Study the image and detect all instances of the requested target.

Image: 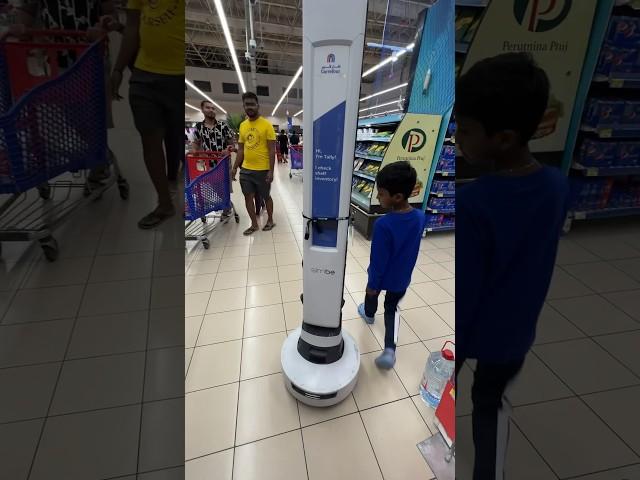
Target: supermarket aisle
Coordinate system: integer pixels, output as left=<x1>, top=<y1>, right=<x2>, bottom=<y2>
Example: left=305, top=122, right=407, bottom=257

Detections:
left=184, top=164, right=456, bottom=480
left=456, top=219, right=640, bottom=480
left=0, top=64, right=184, bottom=478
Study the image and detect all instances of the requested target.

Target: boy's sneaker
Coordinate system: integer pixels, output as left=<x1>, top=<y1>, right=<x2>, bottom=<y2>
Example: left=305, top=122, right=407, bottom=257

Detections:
left=357, top=304, right=375, bottom=324
left=375, top=348, right=396, bottom=369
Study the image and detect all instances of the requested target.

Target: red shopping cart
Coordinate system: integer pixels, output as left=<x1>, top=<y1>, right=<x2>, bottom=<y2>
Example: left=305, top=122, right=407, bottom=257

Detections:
left=0, top=30, right=128, bottom=261
left=185, top=151, right=239, bottom=249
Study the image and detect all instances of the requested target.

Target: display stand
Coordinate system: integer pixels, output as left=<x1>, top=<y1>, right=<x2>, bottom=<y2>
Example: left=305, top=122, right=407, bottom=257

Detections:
left=349, top=0, right=454, bottom=239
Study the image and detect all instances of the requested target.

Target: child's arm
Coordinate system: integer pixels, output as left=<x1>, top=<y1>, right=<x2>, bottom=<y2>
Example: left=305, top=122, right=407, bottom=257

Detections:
left=367, top=222, right=392, bottom=293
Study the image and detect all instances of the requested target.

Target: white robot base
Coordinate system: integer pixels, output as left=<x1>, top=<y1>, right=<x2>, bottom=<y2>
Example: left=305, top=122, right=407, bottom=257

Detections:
left=281, top=326, right=361, bottom=407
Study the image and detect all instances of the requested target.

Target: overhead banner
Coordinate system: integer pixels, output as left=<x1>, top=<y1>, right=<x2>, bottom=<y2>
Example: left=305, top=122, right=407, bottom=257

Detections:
left=372, top=113, right=442, bottom=206
left=461, top=0, right=598, bottom=152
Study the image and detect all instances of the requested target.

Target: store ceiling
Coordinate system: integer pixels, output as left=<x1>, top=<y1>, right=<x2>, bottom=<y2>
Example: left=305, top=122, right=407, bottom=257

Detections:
left=186, top=0, right=430, bottom=78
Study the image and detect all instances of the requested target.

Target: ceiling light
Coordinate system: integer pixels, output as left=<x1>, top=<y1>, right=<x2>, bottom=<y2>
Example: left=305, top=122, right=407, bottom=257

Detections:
left=185, top=102, right=200, bottom=112
left=358, top=99, right=399, bottom=113
left=359, top=83, right=408, bottom=102
left=185, top=79, right=227, bottom=114
left=362, top=41, right=416, bottom=78
left=272, top=65, right=303, bottom=116
left=293, top=109, right=303, bottom=117
left=213, top=0, right=247, bottom=93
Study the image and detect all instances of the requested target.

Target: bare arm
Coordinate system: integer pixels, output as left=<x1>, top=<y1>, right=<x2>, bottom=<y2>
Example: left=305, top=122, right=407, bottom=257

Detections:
left=232, top=143, right=244, bottom=179
left=113, top=8, right=139, bottom=72
left=268, top=140, right=276, bottom=171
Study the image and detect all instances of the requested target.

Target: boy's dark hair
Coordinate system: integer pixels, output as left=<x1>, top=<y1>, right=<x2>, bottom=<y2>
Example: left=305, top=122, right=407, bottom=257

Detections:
left=376, top=161, right=417, bottom=200
left=200, top=100, right=213, bottom=109
left=280, top=129, right=285, bottom=134
left=455, top=52, right=550, bottom=144
left=242, top=92, right=259, bottom=103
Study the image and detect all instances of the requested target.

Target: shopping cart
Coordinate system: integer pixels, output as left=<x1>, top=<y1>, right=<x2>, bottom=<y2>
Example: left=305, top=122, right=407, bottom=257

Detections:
left=289, top=145, right=303, bottom=179
left=0, top=30, right=129, bottom=261
left=185, top=151, right=239, bottom=250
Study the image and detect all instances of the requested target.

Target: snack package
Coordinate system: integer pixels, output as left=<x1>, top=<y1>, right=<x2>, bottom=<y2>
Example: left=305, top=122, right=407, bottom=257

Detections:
left=583, top=99, right=625, bottom=128
left=618, top=142, right=640, bottom=166
left=579, top=139, right=618, bottom=166
left=622, top=100, right=640, bottom=126
left=595, top=44, right=617, bottom=77
left=608, top=16, right=640, bottom=47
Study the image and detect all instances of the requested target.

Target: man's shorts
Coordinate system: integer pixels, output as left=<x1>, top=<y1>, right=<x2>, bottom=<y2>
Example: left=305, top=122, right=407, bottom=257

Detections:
left=128, top=68, right=183, bottom=134
left=239, top=168, right=271, bottom=199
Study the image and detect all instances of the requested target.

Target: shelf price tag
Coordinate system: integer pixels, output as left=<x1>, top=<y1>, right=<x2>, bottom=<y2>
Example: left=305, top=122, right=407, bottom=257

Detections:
left=599, top=129, right=613, bottom=138
left=575, top=211, right=587, bottom=220
left=586, top=168, right=597, bottom=176
left=610, top=78, right=624, bottom=88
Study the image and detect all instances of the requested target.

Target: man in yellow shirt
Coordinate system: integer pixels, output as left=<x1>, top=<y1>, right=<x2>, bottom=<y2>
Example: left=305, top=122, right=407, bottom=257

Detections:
left=111, top=0, right=184, bottom=229
left=232, top=92, right=276, bottom=235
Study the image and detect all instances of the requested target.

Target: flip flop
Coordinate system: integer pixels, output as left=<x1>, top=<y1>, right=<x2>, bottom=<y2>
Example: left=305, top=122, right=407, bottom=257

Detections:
left=243, top=226, right=259, bottom=236
left=262, top=223, right=276, bottom=231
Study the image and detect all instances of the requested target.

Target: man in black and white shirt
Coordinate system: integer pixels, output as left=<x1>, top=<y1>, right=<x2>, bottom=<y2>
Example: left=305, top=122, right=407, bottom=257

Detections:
left=192, top=100, right=232, bottom=153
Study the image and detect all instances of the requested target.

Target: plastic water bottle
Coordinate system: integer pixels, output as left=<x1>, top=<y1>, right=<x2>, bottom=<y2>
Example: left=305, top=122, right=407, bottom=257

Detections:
left=419, top=341, right=455, bottom=408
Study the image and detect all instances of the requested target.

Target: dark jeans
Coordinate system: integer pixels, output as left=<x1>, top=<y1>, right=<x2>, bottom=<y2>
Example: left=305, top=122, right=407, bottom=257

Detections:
left=456, top=357, right=525, bottom=480
left=364, top=290, right=405, bottom=350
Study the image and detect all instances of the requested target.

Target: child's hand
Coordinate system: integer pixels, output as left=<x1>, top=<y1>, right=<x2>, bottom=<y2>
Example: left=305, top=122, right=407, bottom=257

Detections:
left=366, top=287, right=379, bottom=296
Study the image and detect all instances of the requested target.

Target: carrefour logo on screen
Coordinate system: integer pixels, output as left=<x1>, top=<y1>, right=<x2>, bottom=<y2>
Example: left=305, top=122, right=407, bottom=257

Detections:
left=514, top=0, right=572, bottom=32
left=402, top=129, right=427, bottom=153
left=321, top=53, right=341, bottom=74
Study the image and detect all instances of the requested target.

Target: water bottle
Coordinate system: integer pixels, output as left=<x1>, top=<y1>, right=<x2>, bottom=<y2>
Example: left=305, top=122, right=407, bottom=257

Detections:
left=419, top=341, right=455, bottom=408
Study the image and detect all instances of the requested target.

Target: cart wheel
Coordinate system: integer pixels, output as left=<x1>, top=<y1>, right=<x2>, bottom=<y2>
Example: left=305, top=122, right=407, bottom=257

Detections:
left=38, top=184, right=51, bottom=200
left=118, top=178, right=130, bottom=200
left=40, top=236, right=59, bottom=262
left=202, top=239, right=210, bottom=249
left=234, top=214, right=240, bottom=223
left=201, top=217, right=207, bottom=223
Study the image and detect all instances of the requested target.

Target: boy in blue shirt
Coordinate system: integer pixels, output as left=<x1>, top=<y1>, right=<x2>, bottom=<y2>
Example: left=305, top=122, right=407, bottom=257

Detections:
left=456, top=53, right=569, bottom=480
left=358, top=161, right=426, bottom=369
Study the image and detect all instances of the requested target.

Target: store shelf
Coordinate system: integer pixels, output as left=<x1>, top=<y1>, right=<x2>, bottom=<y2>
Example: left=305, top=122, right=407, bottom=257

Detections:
left=430, top=191, right=456, bottom=198
left=356, top=153, right=384, bottom=162
left=350, top=191, right=372, bottom=210
left=353, top=170, right=377, bottom=181
left=593, top=74, right=640, bottom=89
left=358, top=113, right=403, bottom=127
left=426, top=207, right=455, bottom=214
left=570, top=206, right=640, bottom=220
left=455, top=42, right=470, bottom=54
left=435, top=170, right=455, bottom=177
left=425, top=225, right=455, bottom=233
left=356, top=136, right=393, bottom=143
left=580, top=125, right=640, bottom=139
left=456, top=0, right=487, bottom=6
left=572, top=163, right=640, bottom=176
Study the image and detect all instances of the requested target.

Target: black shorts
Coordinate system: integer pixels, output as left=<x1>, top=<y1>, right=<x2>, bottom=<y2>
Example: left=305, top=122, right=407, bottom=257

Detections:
left=128, top=68, right=183, bottom=134
left=239, top=169, right=271, bottom=199
left=280, top=145, right=289, bottom=155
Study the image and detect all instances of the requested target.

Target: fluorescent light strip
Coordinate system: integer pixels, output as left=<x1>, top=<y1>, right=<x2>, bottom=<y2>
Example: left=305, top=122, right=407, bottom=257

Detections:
left=213, top=0, right=247, bottom=93
left=185, top=102, right=200, bottom=112
left=358, top=99, right=399, bottom=113
left=358, top=108, right=402, bottom=120
left=362, top=42, right=415, bottom=78
left=271, top=65, right=303, bottom=116
left=293, top=109, right=303, bottom=117
left=360, top=83, right=408, bottom=102
left=185, top=79, right=227, bottom=114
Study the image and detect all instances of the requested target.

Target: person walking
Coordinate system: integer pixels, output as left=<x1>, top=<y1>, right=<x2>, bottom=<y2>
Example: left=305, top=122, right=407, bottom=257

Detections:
left=231, top=92, right=276, bottom=235
left=277, top=129, right=289, bottom=163
left=111, top=0, right=184, bottom=229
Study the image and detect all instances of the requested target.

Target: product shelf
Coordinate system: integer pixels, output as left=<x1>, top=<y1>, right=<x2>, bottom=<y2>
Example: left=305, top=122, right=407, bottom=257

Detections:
left=350, top=191, right=371, bottom=210
left=572, top=162, right=640, bottom=176
left=426, top=207, right=455, bottom=214
left=569, top=206, right=640, bottom=220
left=580, top=125, right=640, bottom=139
left=593, top=74, right=640, bottom=89
left=430, top=191, right=455, bottom=198
left=353, top=170, right=377, bottom=182
left=355, top=153, right=385, bottom=162
left=435, top=170, right=455, bottom=177
left=356, top=136, right=393, bottom=143
left=425, top=225, right=455, bottom=233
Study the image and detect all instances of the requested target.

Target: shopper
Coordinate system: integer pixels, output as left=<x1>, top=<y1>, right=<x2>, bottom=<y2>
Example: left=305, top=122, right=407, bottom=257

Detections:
left=357, top=161, right=425, bottom=369
left=277, top=129, right=289, bottom=163
left=192, top=100, right=234, bottom=217
left=111, top=0, right=184, bottom=229
left=231, top=92, right=276, bottom=235
left=455, top=52, right=569, bottom=480
left=289, top=131, right=300, bottom=146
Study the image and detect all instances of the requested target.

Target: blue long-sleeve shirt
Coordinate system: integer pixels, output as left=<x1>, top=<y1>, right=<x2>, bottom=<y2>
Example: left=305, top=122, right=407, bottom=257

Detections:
left=367, top=208, right=426, bottom=292
left=456, top=166, right=569, bottom=362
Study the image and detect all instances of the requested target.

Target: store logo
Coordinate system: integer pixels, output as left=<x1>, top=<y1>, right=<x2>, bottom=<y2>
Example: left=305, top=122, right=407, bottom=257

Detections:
left=514, top=0, right=572, bottom=32
left=402, top=129, right=427, bottom=153
left=321, top=53, right=341, bottom=75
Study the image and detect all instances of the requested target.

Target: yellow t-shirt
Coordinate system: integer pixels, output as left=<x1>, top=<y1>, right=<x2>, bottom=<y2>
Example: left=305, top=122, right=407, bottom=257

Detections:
left=127, top=0, right=184, bottom=75
left=239, top=117, right=276, bottom=171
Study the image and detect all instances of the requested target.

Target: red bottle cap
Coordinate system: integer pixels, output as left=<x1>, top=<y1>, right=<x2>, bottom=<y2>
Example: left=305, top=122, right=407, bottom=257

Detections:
left=442, top=349, right=454, bottom=361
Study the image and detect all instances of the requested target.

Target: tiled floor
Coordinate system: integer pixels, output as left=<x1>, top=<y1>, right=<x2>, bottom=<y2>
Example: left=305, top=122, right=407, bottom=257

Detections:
left=0, top=59, right=185, bottom=478
left=456, top=218, right=640, bottom=480
left=184, top=165, right=456, bottom=480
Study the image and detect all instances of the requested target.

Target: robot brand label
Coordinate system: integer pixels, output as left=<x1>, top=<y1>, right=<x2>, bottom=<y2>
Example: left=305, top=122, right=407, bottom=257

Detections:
left=310, top=267, right=336, bottom=276
left=402, top=129, right=427, bottom=153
